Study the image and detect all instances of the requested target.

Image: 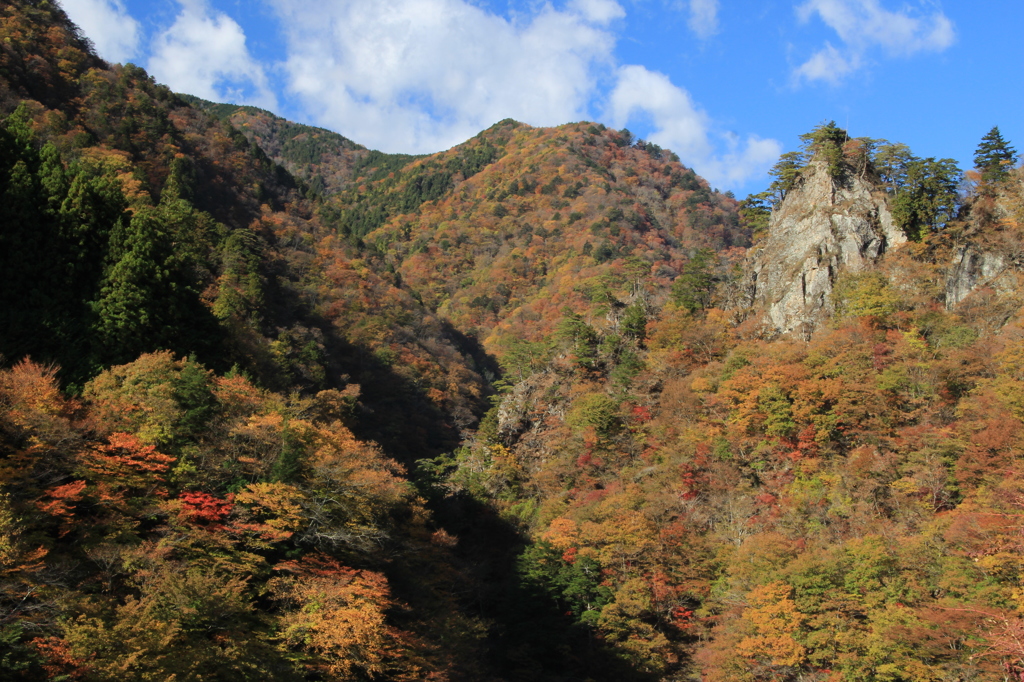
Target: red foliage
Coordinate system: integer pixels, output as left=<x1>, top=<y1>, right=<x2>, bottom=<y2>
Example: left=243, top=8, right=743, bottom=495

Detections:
left=178, top=491, right=234, bottom=526
left=630, top=404, right=653, bottom=424
left=37, top=480, right=86, bottom=519
left=31, top=637, right=87, bottom=680
left=37, top=480, right=86, bottom=536
left=671, top=607, right=695, bottom=629
left=88, top=432, right=176, bottom=477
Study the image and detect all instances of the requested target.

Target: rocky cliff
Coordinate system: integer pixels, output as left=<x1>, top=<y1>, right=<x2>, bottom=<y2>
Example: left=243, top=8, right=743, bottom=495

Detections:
left=737, top=154, right=905, bottom=336
left=944, top=170, right=1024, bottom=308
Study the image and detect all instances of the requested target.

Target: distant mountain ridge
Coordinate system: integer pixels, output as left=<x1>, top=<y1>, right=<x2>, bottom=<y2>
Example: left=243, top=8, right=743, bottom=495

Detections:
left=187, top=94, right=745, bottom=360
left=182, top=95, right=426, bottom=198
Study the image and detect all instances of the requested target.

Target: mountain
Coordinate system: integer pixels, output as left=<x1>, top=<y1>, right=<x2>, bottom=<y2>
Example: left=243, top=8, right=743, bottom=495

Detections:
left=201, top=107, right=745, bottom=355
left=4, top=2, right=1024, bottom=680
left=0, top=1, right=492, bottom=462
left=347, top=120, right=744, bottom=350
left=0, top=6, right=496, bottom=678
left=182, top=95, right=424, bottom=199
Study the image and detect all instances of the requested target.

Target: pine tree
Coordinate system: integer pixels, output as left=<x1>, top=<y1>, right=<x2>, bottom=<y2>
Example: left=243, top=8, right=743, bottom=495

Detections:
left=973, top=126, right=1017, bottom=184
left=671, top=249, right=718, bottom=313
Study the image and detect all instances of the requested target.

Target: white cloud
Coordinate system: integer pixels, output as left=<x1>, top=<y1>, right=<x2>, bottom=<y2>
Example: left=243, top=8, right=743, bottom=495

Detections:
left=687, top=0, right=719, bottom=39
left=794, top=42, right=858, bottom=84
left=267, top=0, right=620, bottom=154
left=568, top=0, right=626, bottom=24
left=266, top=0, right=776, bottom=187
left=147, top=0, right=276, bottom=110
left=607, top=65, right=782, bottom=187
left=59, top=0, right=141, bottom=64
left=794, top=0, right=955, bottom=84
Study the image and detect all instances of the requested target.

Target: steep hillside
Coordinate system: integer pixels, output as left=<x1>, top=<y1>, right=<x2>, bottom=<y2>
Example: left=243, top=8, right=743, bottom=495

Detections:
left=328, top=120, right=744, bottom=353
left=6, top=2, right=1024, bottom=680
left=183, top=96, right=424, bottom=198
left=0, top=0, right=491, bottom=461
left=943, top=168, right=1024, bottom=310
left=0, top=4, right=502, bottom=679
left=737, top=149, right=904, bottom=337
left=422, top=137, right=1024, bottom=678
left=183, top=100, right=748, bottom=366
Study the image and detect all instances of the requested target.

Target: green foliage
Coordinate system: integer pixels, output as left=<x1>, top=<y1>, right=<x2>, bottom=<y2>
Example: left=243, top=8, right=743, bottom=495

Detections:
left=331, top=137, right=503, bottom=240
left=873, top=141, right=915, bottom=190
left=0, top=623, right=41, bottom=679
left=739, top=192, right=771, bottom=236
left=832, top=272, right=901, bottom=321
left=889, top=157, right=961, bottom=240
left=93, top=201, right=221, bottom=365
left=566, top=393, right=620, bottom=436
left=609, top=346, right=644, bottom=387
left=799, top=120, right=847, bottom=178
left=353, top=149, right=423, bottom=182
left=557, top=311, right=600, bottom=369
left=671, top=248, right=718, bottom=313
left=518, top=541, right=614, bottom=627
left=214, top=230, right=266, bottom=323
left=621, top=302, right=647, bottom=343
left=172, top=358, right=219, bottom=441
left=497, top=337, right=552, bottom=383
left=758, top=384, right=796, bottom=438
left=973, top=125, right=1018, bottom=184
left=271, top=423, right=305, bottom=483
left=766, top=151, right=808, bottom=206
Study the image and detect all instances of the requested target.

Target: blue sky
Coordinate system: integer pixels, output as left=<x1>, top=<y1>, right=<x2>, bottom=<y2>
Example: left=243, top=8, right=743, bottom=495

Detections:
left=59, top=0, right=1022, bottom=196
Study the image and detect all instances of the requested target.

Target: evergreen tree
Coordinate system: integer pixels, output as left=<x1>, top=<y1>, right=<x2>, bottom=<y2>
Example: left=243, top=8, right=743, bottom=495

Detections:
left=873, top=141, right=915, bottom=192
left=671, top=249, right=718, bottom=313
left=621, top=302, right=647, bottom=344
left=93, top=203, right=221, bottom=366
left=556, top=310, right=599, bottom=369
left=765, top=151, right=807, bottom=206
left=799, top=120, right=848, bottom=178
left=890, top=157, right=961, bottom=241
left=739, top=192, right=772, bottom=236
left=973, top=126, right=1017, bottom=184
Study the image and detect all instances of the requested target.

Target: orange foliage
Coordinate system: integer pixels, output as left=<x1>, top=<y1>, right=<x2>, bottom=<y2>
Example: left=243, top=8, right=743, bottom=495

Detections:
left=270, top=554, right=398, bottom=679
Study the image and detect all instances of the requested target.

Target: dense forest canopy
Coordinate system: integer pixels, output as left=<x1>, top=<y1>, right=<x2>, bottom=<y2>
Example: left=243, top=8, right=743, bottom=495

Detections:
left=2, top=2, right=1024, bottom=680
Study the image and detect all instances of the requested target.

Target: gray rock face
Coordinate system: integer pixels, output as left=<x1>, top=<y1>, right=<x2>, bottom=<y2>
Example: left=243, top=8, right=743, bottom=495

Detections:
left=946, top=245, right=1010, bottom=307
left=944, top=174, right=1024, bottom=307
left=739, top=156, right=905, bottom=336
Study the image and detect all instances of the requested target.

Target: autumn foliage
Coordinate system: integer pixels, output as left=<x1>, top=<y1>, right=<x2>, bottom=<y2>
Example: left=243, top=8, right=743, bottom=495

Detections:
left=3, top=1, right=1024, bottom=679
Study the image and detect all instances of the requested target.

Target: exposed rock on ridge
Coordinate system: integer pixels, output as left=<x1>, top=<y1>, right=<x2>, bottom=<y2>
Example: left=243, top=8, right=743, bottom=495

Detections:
left=738, top=155, right=905, bottom=336
left=944, top=171, right=1024, bottom=308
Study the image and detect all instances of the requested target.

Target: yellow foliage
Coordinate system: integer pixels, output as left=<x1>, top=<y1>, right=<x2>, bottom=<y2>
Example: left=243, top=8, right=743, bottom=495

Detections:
left=234, top=481, right=305, bottom=541
left=540, top=517, right=579, bottom=550
left=84, top=351, right=186, bottom=446
left=735, top=581, right=807, bottom=667
left=270, top=557, right=394, bottom=679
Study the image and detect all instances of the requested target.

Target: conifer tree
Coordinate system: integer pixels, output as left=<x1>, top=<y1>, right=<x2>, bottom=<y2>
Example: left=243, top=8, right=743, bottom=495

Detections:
left=671, top=249, right=717, bottom=313
left=973, top=126, right=1017, bottom=184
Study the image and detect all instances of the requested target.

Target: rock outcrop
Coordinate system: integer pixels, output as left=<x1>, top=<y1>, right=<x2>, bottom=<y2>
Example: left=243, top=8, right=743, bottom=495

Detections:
left=945, top=245, right=1010, bottom=307
left=737, top=155, right=905, bottom=336
left=944, top=171, right=1024, bottom=307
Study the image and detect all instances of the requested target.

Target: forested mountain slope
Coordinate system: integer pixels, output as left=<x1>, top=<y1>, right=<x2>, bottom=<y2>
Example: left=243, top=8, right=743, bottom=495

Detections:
left=423, top=131, right=1024, bottom=678
left=3, top=1, right=1024, bottom=680
left=182, top=95, right=425, bottom=199
left=0, top=6, right=496, bottom=679
left=0, top=0, right=491, bottom=461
